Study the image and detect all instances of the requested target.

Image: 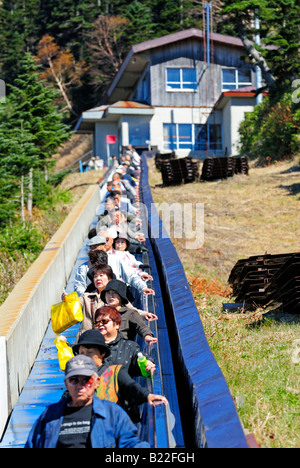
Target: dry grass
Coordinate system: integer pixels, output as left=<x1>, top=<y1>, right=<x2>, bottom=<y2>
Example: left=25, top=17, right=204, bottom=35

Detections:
left=148, top=157, right=300, bottom=448
left=53, top=133, right=93, bottom=172
left=150, top=159, right=300, bottom=283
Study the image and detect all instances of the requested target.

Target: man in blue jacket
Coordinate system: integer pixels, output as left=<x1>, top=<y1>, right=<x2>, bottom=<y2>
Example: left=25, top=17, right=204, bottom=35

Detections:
left=25, top=355, right=149, bottom=448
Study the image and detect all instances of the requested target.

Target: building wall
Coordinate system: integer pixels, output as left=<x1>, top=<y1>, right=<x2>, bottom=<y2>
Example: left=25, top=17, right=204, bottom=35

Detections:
left=150, top=106, right=223, bottom=158
left=148, top=39, right=255, bottom=108
left=95, top=122, right=118, bottom=163
left=229, top=98, right=256, bottom=155
left=93, top=39, right=257, bottom=159
left=222, top=100, right=232, bottom=156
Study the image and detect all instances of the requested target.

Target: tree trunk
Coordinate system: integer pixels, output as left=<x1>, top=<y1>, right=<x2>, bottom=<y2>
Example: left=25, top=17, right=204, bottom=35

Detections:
left=47, top=57, right=77, bottom=116
left=27, top=167, right=33, bottom=219
left=237, top=23, right=276, bottom=88
left=20, top=175, right=25, bottom=225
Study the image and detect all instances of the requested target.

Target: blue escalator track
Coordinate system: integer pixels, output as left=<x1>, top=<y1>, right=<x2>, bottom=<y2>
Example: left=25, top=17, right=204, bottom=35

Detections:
left=0, top=166, right=183, bottom=449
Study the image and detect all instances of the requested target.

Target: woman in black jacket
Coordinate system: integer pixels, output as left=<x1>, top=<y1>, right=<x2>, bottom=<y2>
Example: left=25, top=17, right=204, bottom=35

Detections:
left=100, top=278, right=158, bottom=344
left=93, top=306, right=156, bottom=378
left=73, top=330, right=167, bottom=412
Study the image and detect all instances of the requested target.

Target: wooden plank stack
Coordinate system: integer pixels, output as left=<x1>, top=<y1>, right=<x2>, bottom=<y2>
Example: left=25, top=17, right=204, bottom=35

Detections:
left=201, top=156, right=249, bottom=181
left=160, top=157, right=200, bottom=186
left=155, top=152, right=175, bottom=170
left=228, top=252, right=300, bottom=313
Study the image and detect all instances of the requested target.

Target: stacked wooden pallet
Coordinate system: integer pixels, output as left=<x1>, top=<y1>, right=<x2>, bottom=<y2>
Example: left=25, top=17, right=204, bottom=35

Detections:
left=155, top=152, right=175, bottom=170
left=201, top=156, right=249, bottom=181
left=234, top=156, right=249, bottom=175
left=228, top=252, right=300, bottom=313
left=160, top=157, right=199, bottom=186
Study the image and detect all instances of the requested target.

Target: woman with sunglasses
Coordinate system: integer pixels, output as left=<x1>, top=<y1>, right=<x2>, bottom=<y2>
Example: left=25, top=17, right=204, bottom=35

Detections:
left=75, top=264, right=114, bottom=342
left=72, top=330, right=167, bottom=422
left=93, top=306, right=156, bottom=378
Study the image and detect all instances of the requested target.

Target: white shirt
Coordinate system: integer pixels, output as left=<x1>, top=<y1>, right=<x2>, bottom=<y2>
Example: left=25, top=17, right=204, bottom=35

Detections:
left=73, top=250, right=147, bottom=296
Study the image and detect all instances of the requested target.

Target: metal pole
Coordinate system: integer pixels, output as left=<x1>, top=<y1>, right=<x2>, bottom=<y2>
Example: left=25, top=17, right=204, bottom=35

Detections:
left=205, top=3, right=212, bottom=65
left=254, top=12, right=263, bottom=105
left=204, top=3, right=212, bottom=157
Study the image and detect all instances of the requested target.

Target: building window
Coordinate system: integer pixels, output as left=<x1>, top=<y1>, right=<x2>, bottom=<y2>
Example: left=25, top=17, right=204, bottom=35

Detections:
left=222, top=68, right=252, bottom=90
left=163, top=123, right=222, bottom=151
left=129, top=122, right=150, bottom=146
left=195, top=124, right=222, bottom=151
left=166, top=68, right=197, bottom=92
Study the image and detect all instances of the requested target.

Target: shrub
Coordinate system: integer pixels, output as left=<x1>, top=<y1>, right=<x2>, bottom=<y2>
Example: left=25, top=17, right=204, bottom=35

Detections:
left=239, top=89, right=300, bottom=164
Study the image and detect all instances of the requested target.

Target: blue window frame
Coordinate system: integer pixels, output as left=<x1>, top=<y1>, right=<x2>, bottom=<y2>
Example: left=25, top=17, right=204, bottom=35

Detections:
left=222, top=68, right=252, bottom=90
left=164, top=123, right=222, bottom=151
left=163, top=123, right=177, bottom=150
left=166, top=68, right=197, bottom=91
left=129, top=122, right=150, bottom=146
left=194, top=124, right=222, bottom=151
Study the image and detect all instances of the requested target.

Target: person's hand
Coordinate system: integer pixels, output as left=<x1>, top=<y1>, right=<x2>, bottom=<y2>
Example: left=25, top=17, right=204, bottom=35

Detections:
left=147, top=394, right=168, bottom=407
left=143, top=288, right=155, bottom=296
left=136, top=233, right=146, bottom=242
left=144, top=335, right=158, bottom=346
left=141, top=273, right=153, bottom=282
left=145, top=360, right=156, bottom=374
left=143, top=312, right=158, bottom=322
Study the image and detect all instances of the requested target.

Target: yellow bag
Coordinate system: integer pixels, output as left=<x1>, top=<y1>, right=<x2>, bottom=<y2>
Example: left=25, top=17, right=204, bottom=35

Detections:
left=51, top=291, right=83, bottom=335
left=54, top=336, right=74, bottom=371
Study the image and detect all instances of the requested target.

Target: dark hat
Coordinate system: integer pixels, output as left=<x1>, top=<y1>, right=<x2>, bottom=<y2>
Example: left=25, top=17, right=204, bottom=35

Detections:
left=100, top=279, right=129, bottom=305
left=72, top=330, right=110, bottom=357
left=113, top=232, right=130, bottom=249
left=65, top=354, right=98, bottom=379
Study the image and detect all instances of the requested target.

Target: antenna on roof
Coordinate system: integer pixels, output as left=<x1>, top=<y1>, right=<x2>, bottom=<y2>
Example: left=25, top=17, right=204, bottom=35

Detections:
left=203, top=2, right=212, bottom=158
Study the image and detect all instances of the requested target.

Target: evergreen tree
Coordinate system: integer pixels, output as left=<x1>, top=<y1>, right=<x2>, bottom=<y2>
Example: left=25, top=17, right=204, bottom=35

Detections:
left=262, top=0, right=300, bottom=87
left=37, top=0, right=102, bottom=60
left=0, top=52, right=71, bottom=222
left=150, top=0, right=182, bottom=36
left=0, top=0, right=41, bottom=86
left=121, top=1, right=156, bottom=45
left=8, top=53, right=71, bottom=163
left=219, top=0, right=300, bottom=91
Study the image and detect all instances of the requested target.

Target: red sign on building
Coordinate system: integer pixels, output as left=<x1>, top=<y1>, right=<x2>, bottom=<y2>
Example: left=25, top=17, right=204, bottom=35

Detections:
left=106, top=135, right=117, bottom=144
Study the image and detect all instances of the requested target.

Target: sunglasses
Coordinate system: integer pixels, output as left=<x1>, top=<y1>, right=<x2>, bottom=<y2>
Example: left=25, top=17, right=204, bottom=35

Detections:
left=67, top=376, right=94, bottom=387
left=93, top=318, right=112, bottom=327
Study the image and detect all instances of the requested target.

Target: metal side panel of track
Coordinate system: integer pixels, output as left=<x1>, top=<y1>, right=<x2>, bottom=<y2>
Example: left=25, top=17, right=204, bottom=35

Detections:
left=140, top=153, right=249, bottom=449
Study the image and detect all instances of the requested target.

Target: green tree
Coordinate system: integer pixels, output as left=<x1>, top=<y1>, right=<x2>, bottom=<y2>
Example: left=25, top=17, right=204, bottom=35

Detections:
left=121, top=0, right=156, bottom=46
left=262, top=0, right=300, bottom=89
left=0, top=0, right=41, bottom=86
left=239, top=90, right=300, bottom=162
left=37, top=0, right=102, bottom=60
left=0, top=52, right=71, bottom=221
left=219, top=0, right=300, bottom=91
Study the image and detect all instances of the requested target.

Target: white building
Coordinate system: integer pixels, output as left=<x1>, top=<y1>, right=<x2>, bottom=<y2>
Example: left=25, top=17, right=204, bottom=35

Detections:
left=76, top=28, right=265, bottom=163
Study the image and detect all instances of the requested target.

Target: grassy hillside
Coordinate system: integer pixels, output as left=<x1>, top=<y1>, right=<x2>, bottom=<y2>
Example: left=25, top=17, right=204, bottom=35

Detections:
left=149, top=157, right=300, bottom=448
